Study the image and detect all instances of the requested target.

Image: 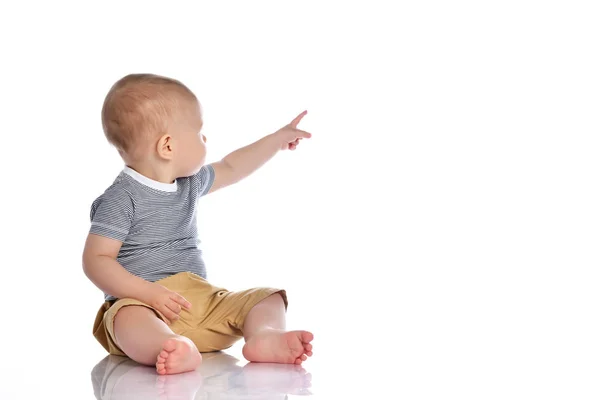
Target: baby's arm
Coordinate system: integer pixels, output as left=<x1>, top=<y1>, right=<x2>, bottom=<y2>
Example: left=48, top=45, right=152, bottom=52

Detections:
left=82, top=234, right=191, bottom=323
left=82, top=233, right=151, bottom=301
left=208, top=111, right=311, bottom=193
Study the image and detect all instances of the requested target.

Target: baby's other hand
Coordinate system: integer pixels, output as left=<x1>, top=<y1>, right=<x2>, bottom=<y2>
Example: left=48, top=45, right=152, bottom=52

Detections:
left=274, top=110, right=312, bottom=151
left=141, top=282, right=192, bottom=324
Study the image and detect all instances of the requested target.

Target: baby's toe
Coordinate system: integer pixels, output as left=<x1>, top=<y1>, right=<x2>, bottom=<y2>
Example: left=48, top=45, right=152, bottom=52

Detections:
left=300, top=331, right=314, bottom=343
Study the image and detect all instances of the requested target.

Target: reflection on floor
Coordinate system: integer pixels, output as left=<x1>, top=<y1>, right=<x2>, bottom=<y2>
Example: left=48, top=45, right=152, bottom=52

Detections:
left=91, top=351, right=312, bottom=399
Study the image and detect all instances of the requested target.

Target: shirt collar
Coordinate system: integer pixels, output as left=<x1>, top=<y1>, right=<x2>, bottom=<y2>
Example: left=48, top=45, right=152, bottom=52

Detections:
left=122, top=166, right=178, bottom=192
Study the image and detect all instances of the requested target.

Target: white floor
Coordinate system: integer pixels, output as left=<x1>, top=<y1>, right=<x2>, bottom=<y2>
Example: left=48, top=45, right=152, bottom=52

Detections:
left=1, top=302, right=598, bottom=399
left=91, top=347, right=313, bottom=400
left=4, top=338, right=361, bottom=400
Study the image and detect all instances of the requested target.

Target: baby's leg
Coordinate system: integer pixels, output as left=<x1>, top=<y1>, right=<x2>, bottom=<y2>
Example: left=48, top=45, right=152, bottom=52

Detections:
left=241, top=293, right=314, bottom=364
left=113, top=305, right=202, bottom=375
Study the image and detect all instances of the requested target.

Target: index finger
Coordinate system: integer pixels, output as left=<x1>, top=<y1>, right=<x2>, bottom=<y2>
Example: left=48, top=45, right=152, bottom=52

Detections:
left=290, top=110, right=308, bottom=128
left=171, top=293, right=192, bottom=309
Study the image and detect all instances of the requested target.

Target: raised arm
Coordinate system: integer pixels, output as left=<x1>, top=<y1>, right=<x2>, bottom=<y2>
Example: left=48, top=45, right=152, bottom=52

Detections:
left=208, top=111, right=311, bottom=193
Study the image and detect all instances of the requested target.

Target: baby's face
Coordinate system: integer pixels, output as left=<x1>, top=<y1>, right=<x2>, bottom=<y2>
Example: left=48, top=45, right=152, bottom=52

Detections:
left=174, top=101, right=208, bottom=177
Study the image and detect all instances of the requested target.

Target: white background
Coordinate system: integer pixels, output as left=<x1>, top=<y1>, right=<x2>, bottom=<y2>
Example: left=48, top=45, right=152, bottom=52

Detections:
left=0, top=1, right=599, bottom=399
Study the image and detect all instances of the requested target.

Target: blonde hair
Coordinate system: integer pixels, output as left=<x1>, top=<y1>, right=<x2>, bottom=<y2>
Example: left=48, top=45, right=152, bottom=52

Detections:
left=101, top=73, right=197, bottom=158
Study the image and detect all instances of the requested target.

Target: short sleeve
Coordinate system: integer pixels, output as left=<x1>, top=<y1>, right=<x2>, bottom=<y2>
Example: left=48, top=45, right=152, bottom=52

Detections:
left=89, top=188, right=134, bottom=242
left=194, top=164, right=215, bottom=197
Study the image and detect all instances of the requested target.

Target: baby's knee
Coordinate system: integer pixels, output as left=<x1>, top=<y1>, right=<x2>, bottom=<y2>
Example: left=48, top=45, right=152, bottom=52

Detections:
left=257, top=292, right=286, bottom=309
left=113, top=305, right=158, bottom=337
left=114, top=304, right=154, bottom=322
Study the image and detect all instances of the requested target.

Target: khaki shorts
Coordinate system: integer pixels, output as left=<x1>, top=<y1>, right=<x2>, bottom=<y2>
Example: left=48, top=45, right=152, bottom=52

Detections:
left=93, top=272, right=287, bottom=355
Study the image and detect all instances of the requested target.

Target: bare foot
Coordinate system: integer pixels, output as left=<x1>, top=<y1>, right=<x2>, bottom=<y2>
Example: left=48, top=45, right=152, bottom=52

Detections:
left=242, top=330, right=314, bottom=364
left=156, top=337, right=202, bottom=375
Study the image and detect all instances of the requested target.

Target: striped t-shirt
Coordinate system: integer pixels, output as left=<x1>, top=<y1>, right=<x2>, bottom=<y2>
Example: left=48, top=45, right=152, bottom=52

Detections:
left=89, top=165, right=215, bottom=301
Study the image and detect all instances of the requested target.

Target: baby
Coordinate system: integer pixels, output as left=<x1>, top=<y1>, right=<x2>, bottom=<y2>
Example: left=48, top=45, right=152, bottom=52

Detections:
left=83, top=73, right=314, bottom=375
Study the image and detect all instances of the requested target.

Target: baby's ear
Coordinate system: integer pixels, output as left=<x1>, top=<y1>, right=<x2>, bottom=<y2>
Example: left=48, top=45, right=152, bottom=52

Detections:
left=156, top=134, right=174, bottom=160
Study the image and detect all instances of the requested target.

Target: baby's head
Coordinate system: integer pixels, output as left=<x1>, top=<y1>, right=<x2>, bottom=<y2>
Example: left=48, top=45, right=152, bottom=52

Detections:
left=101, top=73, right=207, bottom=177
